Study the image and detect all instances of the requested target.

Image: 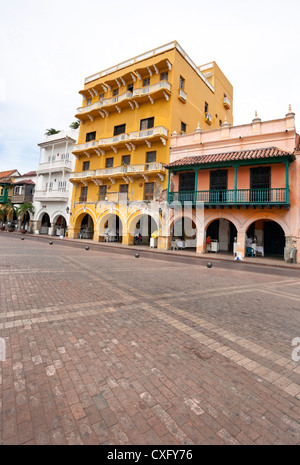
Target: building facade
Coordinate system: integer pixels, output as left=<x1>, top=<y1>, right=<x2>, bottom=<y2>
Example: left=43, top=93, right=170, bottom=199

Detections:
left=32, top=129, right=78, bottom=236
left=0, top=170, right=20, bottom=207
left=68, top=41, right=233, bottom=246
left=165, top=107, right=300, bottom=262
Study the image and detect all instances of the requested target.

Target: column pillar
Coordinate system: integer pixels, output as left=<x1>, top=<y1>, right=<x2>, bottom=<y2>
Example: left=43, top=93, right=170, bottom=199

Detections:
left=167, top=170, right=171, bottom=204
left=234, top=165, right=238, bottom=204
left=194, top=169, right=198, bottom=205
left=122, top=232, right=134, bottom=246
left=285, top=160, right=289, bottom=204
left=49, top=222, right=55, bottom=236
left=236, top=231, right=246, bottom=258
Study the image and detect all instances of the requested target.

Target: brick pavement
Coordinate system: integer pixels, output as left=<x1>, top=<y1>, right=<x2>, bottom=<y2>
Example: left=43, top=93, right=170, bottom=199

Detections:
left=0, top=233, right=300, bottom=445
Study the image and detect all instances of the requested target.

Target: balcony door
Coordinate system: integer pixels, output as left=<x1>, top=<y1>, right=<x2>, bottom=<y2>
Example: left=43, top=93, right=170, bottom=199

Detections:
left=209, top=170, right=228, bottom=203
left=178, top=172, right=195, bottom=203
left=250, top=167, right=270, bottom=203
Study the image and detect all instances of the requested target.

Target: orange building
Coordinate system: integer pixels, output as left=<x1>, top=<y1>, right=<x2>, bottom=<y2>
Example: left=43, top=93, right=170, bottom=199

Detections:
left=165, top=107, right=300, bottom=262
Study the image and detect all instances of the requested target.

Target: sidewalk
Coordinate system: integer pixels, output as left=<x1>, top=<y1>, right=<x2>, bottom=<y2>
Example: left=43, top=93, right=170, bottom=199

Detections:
left=7, top=231, right=300, bottom=271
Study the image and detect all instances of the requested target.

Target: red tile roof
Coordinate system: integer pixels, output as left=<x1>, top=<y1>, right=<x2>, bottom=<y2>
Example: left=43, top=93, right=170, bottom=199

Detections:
left=0, top=170, right=19, bottom=179
left=13, top=179, right=35, bottom=185
left=166, top=146, right=293, bottom=168
left=0, top=178, right=13, bottom=184
left=22, top=171, right=36, bottom=176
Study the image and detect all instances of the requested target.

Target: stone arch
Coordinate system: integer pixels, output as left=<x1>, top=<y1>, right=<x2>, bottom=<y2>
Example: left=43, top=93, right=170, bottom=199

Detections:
left=96, top=207, right=126, bottom=232
left=72, top=207, right=97, bottom=225
left=127, top=209, right=160, bottom=244
left=51, top=211, right=68, bottom=225
left=97, top=210, right=125, bottom=241
left=204, top=212, right=241, bottom=232
left=73, top=210, right=95, bottom=239
left=169, top=210, right=202, bottom=233
left=127, top=210, right=161, bottom=233
left=36, top=209, right=51, bottom=223
left=241, top=212, right=290, bottom=236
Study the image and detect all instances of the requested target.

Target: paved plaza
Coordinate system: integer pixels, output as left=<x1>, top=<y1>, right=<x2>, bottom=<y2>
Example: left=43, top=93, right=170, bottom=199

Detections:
left=1, top=234, right=300, bottom=445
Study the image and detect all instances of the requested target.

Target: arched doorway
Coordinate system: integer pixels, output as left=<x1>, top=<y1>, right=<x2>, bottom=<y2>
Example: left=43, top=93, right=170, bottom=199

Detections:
left=79, top=214, right=94, bottom=239
left=130, top=214, right=158, bottom=246
left=206, top=219, right=237, bottom=253
left=172, top=217, right=197, bottom=250
left=246, top=219, right=285, bottom=258
left=54, top=215, right=67, bottom=236
left=102, top=214, right=123, bottom=242
left=40, top=213, right=51, bottom=235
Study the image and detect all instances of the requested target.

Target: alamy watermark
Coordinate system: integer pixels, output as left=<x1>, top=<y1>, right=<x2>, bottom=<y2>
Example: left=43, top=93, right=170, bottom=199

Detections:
left=0, top=337, right=6, bottom=362
left=291, top=337, right=300, bottom=362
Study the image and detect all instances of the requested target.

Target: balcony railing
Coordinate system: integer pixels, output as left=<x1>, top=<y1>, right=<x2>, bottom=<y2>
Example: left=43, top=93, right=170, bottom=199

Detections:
left=94, top=163, right=165, bottom=179
left=223, top=96, right=231, bottom=109
left=169, top=188, right=288, bottom=205
left=98, top=133, right=130, bottom=146
left=70, top=170, right=96, bottom=179
left=178, top=89, right=187, bottom=102
left=34, top=189, right=69, bottom=201
left=126, top=162, right=165, bottom=174
left=74, top=127, right=168, bottom=155
left=37, top=159, right=72, bottom=172
left=96, top=166, right=127, bottom=176
left=129, top=126, right=168, bottom=141
left=101, top=91, right=133, bottom=107
left=100, top=192, right=128, bottom=203
left=0, top=192, right=10, bottom=203
left=76, top=101, right=103, bottom=115
left=132, top=80, right=171, bottom=97
left=11, top=194, right=34, bottom=204
left=73, top=140, right=98, bottom=152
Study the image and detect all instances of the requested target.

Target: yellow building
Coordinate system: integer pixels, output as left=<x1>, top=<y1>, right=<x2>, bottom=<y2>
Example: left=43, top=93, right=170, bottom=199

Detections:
left=69, top=41, right=233, bottom=247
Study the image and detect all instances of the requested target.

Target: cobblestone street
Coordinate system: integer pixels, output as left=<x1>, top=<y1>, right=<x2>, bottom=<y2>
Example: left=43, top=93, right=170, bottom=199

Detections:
left=1, top=234, right=300, bottom=445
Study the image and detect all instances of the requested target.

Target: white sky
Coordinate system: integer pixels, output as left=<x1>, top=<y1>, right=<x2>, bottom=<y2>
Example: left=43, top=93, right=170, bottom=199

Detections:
left=0, top=0, right=299, bottom=174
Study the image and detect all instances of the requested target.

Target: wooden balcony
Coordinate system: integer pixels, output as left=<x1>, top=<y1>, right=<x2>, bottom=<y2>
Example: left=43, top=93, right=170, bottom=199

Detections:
left=11, top=193, right=34, bottom=204
left=168, top=188, right=289, bottom=208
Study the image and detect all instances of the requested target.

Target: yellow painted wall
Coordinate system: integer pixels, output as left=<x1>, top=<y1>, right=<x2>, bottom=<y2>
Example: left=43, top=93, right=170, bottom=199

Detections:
left=70, top=44, right=233, bottom=238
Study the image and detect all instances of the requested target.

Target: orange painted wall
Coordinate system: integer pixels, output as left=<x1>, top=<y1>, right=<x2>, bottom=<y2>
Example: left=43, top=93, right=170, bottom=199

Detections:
left=172, top=163, right=287, bottom=192
left=271, top=164, right=286, bottom=189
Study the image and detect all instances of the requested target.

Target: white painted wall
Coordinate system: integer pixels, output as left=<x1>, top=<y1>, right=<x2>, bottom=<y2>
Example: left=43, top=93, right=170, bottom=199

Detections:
left=33, top=129, right=78, bottom=234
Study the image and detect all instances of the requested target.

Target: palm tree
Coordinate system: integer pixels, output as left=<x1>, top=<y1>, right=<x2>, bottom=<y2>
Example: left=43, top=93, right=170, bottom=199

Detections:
left=69, top=121, right=80, bottom=129
left=0, top=206, right=7, bottom=226
left=45, top=128, right=61, bottom=136
left=5, top=200, right=15, bottom=221
left=16, top=203, right=34, bottom=231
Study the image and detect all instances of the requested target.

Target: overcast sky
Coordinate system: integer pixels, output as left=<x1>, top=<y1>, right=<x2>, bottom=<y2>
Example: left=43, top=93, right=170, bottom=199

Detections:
left=0, top=0, right=299, bottom=174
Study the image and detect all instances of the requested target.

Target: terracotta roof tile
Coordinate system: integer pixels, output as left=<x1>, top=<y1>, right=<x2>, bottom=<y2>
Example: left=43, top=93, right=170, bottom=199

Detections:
left=166, top=146, right=293, bottom=168
left=22, top=171, right=36, bottom=176
left=0, top=169, right=19, bottom=179
left=13, top=179, right=35, bottom=185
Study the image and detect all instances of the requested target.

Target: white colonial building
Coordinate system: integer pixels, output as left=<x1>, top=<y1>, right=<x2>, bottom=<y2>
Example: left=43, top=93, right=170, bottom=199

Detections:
left=32, top=129, right=79, bottom=236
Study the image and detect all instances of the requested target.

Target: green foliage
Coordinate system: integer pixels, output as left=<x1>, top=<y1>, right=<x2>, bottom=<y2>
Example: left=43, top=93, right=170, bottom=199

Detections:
left=69, top=121, right=80, bottom=129
left=45, top=128, right=61, bottom=136
left=16, top=203, right=34, bottom=223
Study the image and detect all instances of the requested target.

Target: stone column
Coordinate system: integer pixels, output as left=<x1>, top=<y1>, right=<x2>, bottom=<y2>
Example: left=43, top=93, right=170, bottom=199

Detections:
left=122, top=232, right=134, bottom=246
left=236, top=231, right=246, bottom=258
left=157, top=235, right=171, bottom=250
left=285, top=236, right=297, bottom=262
left=196, top=230, right=206, bottom=254
left=49, top=222, right=56, bottom=236
left=31, top=220, right=41, bottom=234
left=219, top=219, right=230, bottom=251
